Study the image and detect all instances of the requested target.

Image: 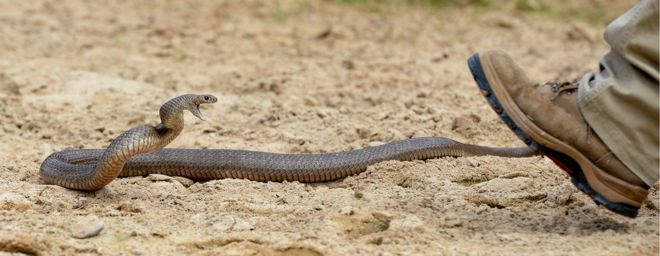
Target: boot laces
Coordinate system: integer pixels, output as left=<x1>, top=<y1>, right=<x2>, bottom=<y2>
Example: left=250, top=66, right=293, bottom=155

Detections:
left=546, top=80, right=579, bottom=101
left=544, top=79, right=592, bottom=144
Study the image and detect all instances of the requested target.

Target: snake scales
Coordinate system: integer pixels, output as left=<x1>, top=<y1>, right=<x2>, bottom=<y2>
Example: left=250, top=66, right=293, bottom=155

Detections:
left=40, top=94, right=540, bottom=191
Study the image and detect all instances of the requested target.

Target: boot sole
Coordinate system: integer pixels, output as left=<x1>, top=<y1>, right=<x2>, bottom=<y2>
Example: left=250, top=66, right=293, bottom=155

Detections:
left=468, top=53, right=644, bottom=217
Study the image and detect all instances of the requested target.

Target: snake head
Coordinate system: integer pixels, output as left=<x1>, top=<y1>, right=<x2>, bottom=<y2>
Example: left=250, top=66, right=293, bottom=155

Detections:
left=188, top=94, right=218, bottom=121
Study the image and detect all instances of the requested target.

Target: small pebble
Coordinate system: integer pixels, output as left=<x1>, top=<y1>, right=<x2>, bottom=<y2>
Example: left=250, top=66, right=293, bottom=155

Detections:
left=71, top=215, right=104, bottom=239
left=545, top=183, right=574, bottom=207
left=147, top=174, right=173, bottom=182
left=173, top=177, right=194, bottom=187
left=367, top=141, right=385, bottom=147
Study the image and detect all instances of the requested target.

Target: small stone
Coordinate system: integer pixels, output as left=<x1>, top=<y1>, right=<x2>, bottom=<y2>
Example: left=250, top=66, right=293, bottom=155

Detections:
left=173, top=177, right=194, bottom=187
left=0, top=192, right=31, bottom=211
left=545, top=183, right=574, bottom=207
left=71, top=215, right=104, bottom=239
left=147, top=174, right=173, bottom=182
left=316, top=109, right=330, bottom=119
left=367, top=141, right=384, bottom=147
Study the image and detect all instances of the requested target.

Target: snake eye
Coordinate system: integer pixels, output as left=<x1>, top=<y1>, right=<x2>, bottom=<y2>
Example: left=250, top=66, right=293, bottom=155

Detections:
left=204, top=96, right=210, bottom=101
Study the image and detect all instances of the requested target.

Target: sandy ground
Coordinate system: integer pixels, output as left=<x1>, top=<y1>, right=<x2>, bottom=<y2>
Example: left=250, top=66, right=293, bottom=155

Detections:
left=0, top=0, right=658, bottom=255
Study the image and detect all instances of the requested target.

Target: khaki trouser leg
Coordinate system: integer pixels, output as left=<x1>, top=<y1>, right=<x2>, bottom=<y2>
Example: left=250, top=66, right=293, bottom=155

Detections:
left=577, top=0, right=659, bottom=186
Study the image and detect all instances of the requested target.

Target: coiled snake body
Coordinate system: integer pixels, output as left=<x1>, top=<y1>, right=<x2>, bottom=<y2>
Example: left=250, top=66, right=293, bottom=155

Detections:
left=40, top=94, right=539, bottom=191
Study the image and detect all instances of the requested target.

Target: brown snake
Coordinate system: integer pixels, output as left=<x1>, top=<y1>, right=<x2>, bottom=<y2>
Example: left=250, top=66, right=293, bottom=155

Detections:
left=40, top=94, right=540, bottom=191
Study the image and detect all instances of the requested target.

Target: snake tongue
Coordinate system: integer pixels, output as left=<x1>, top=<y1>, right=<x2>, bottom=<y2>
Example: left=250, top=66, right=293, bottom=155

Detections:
left=191, top=104, right=208, bottom=121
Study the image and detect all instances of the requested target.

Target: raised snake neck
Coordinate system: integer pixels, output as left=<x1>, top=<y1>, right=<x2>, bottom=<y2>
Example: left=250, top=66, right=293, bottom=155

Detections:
left=40, top=94, right=540, bottom=191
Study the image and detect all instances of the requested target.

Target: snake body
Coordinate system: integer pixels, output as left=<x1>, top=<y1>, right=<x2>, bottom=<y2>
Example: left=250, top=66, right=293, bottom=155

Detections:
left=40, top=94, right=539, bottom=191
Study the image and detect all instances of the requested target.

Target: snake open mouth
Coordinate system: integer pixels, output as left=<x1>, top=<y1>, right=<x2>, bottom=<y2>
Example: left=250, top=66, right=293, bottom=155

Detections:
left=192, top=104, right=207, bottom=121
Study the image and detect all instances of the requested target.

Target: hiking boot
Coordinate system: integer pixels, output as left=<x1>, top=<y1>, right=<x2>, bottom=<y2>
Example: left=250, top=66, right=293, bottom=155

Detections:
left=467, top=50, right=649, bottom=217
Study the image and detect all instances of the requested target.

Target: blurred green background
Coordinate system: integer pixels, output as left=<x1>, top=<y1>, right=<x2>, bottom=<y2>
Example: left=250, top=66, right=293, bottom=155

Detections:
left=323, top=0, right=637, bottom=25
